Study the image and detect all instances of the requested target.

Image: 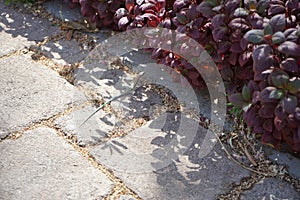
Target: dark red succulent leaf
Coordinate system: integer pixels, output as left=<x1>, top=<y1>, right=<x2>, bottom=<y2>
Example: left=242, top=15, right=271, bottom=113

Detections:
left=258, top=104, right=276, bottom=118
left=281, top=95, right=298, bottom=114
left=228, top=93, right=246, bottom=107
left=280, top=58, right=299, bottom=72
left=278, top=41, right=300, bottom=57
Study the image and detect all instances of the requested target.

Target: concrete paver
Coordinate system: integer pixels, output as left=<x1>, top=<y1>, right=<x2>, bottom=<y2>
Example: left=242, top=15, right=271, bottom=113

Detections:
left=54, top=105, right=119, bottom=146
left=0, top=3, right=59, bottom=56
left=265, top=147, right=300, bottom=181
left=0, top=54, right=85, bottom=138
left=240, top=177, right=300, bottom=199
left=0, top=126, right=114, bottom=200
left=89, top=113, right=250, bottom=200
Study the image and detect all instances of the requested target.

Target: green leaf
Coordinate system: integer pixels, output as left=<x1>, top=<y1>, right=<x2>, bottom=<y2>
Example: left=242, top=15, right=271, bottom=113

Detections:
left=243, top=103, right=252, bottom=112
left=271, top=69, right=290, bottom=89
left=264, top=24, right=273, bottom=36
left=244, top=29, right=264, bottom=44
left=269, top=89, right=285, bottom=99
left=242, top=85, right=251, bottom=101
left=207, top=0, right=219, bottom=7
left=272, top=31, right=285, bottom=44
left=257, top=0, right=269, bottom=14
left=287, top=77, right=300, bottom=94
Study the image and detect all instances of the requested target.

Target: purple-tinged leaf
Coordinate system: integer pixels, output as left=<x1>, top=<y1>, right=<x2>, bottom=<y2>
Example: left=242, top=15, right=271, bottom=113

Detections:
left=259, top=104, right=275, bottom=118
left=217, top=41, right=231, bottom=54
left=229, top=18, right=249, bottom=31
left=211, top=14, right=226, bottom=29
left=229, top=93, right=246, bottom=107
left=140, top=3, right=156, bottom=12
left=272, top=31, right=285, bottom=44
left=275, top=105, right=287, bottom=120
left=244, top=29, right=264, bottom=44
left=236, top=65, right=254, bottom=80
left=187, top=4, right=198, bottom=20
left=281, top=95, right=298, bottom=114
left=284, top=28, right=298, bottom=42
left=136, top=0, right=144, bottom=6
left=233, top=8, right=249, bottom=17
left=268, top=5, right=286, bottom=16
left=228, top=52, right=238, bottom=65
left=247, top=13, right=264, bottom=29
left=240, top=38, right=249, bottom=51
left=254, top=123, right=264, bottom=133
left=286, top=0, right=299, bottom=9
left=260, top=87, right=281, bottom=103
left=278, top=41, right=300, bottom=57
left=230, top=42, right=243, bottom=53
left=118, top=16, right=130, bottom=29
left=263, top=119, right=274, bottom=132
left=280, top=58, right=299, bottom=72
left=286, top=77, right=300, bottom=94
left=212, top=26, right=228, bottom=41
left=269, top=14, right=286, bottom=32
left=125, top=0, right=135, bottom=13
left=196, top=2, right=215, bottom=18
left=239, top=52, right=251, bottom=67
left=252, top=44, right=274, bottom=72
left=287, top=113, right=300, bottom=128
left=220, top=67, right=234, bottom=81
left=262, top=131, right=281, bottom=146
left=269, top=89, right=285, bottom=99
left=212, top=5, right=224, bottom=12
left=274, top=116, right=286, bottom=131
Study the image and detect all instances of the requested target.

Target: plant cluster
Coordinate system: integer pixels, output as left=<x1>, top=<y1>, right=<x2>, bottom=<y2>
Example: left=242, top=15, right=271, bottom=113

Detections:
left=65, top=0, right=300, bottom=155
left=64, top=0, right=125, bottom=30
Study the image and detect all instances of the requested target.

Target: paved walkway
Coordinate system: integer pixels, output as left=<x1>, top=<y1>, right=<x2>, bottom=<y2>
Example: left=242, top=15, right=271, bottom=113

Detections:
left=0, top=1, right=299, bottom=200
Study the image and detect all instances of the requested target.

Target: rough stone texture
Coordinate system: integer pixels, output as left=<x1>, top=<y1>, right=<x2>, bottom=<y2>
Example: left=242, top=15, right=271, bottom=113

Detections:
left=0, top=126, right=114, bottom=200
left=0, top=55, right=85, bottom=138
left=54, top=105, right=119, bottom=145
left=240, top=177, right=300, bottom=200
left=40, top=39, right=89, bottom=65
left=118, top=195, right=137, bottom=200
left=43, top=0, right=82, bottom=22
left=0, top=3, right=60, bottom=56
left=89, top=113, right=250, bottom=200
left=264, top=146, right=300, bottom=181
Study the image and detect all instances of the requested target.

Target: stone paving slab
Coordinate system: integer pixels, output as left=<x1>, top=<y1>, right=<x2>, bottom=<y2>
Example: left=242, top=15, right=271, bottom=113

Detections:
left=0, top=55, right=85, bottom=138
left=264, top=146, right=300, bottom=181
left=54, top=105, right=119, bottom=146
left=43, top=0, right=82, bottom=22
left=0, top=126, right=114, bottom=200
left=0, top=2, right=60, bottom=56
left=40, top=39, right=89, bottom=65
left=240, top=177, right=300, bottom=199
left=89, top=113, right=250, bottom=200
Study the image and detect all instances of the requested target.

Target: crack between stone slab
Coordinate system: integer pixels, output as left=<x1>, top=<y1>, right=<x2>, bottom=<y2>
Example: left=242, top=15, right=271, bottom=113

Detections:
left=217, top=163, right=300, bottom=199
left=46, top=119, right=143, bottom=200
left=0, top=101, right=90, bottom=142
left=0, top=48, right=28, bottom=59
